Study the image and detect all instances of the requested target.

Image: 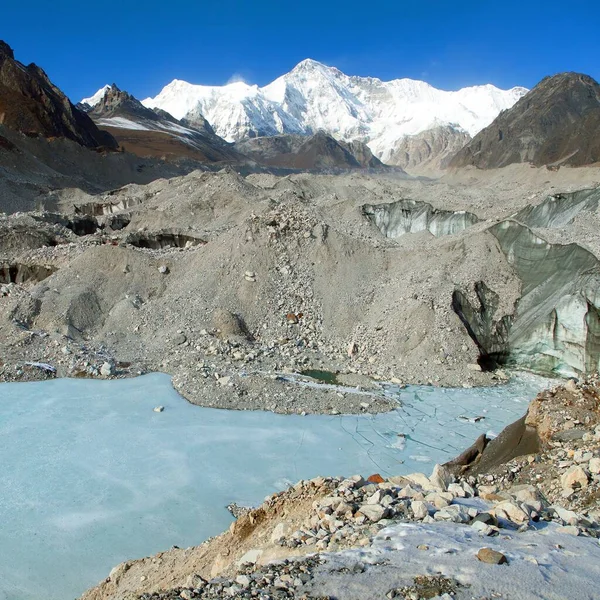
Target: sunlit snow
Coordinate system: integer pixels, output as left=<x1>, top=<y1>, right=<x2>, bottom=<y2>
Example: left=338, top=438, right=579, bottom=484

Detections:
left=137, top=59, right=527, bottom=156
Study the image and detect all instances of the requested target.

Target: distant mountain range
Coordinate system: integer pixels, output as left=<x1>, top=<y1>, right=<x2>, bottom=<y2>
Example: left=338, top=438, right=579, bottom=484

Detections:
left=2, top=36, right=599, bottom=179
left=83, top=59, right=527, bottom=167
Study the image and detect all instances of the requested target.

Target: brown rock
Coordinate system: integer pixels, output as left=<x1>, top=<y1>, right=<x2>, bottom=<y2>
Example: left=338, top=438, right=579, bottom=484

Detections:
left=476, top=548, right=508, bottom=565
left=367, top=473, right=385, bottom=484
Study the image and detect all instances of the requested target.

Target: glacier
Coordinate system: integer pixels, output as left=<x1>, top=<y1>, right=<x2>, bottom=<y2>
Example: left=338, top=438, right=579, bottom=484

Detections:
left=83, top=60, right=527, bottom=162
left=0, top=372, right=548, bottom=600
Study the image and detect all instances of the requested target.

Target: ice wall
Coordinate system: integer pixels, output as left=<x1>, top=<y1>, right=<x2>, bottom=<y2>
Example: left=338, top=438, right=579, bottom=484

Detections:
left=453, top=220, right=600, bottom=376
left=362, top=200, right=479, bottom=238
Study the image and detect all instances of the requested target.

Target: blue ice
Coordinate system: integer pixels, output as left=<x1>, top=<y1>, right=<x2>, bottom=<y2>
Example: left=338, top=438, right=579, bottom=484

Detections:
left=0, top=372, right=548, bottom=600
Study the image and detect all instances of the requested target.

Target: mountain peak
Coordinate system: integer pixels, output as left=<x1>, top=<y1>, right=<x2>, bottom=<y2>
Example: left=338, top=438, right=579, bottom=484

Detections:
left=81, top=84, right=111, bottom=107
left=292, top=58, right=330, bottom=72
left=0, top=40, right=14, bottom=61
left=449, top=71, right=600, bottom=169
left=0, top=42, right=117, bottom=148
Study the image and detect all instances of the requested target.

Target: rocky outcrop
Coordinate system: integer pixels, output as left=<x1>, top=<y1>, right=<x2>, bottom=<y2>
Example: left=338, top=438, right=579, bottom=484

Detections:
left=87, top=84, right=241, bottom=163
left=449, top=72, right=600, bottom=168
left=0, top=41, right=117, bottom=149
left=363, top=199, right=478, bottom=238
left=453, top=220, right=600, bottom=377
left=89, top=84, right=166, bottom=122
left=235, top=131, right=386, bottom=170
left=386, top=125, right=470, bottom=173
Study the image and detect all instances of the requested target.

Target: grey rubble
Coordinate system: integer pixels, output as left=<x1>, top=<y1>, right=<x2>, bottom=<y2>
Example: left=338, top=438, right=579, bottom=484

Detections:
left=2, top=165, right=600, bottom=411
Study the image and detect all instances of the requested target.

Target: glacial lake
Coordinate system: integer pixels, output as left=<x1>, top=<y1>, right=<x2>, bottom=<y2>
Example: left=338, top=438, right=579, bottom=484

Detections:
left=0, top=372, right=549, bottom=600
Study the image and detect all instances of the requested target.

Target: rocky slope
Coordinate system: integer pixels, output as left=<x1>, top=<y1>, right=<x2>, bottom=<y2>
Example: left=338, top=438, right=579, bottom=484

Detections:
left=79, top=377, right=600, bottom=600
left=386, top=125, right=471, bottom=173
left=86, top=85, right=242, bottom=163
left=449, top=72, right=600, bottom=169
left=2, top=166, right=600, bottom=406
left=0, top=41, right=116, bottom=149
left=235, top=131, right=386, bottom=170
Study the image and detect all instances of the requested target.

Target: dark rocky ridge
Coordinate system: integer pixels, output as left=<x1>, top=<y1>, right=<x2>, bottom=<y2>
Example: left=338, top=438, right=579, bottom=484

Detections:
left=89, top=84, right=166, bottom=122
left=87, top=84, right=243, bottom=164
left=235, top=131, right=387, bottom=170
left=0, top=41, right=117, bottom=149
left=449, top=72, right=600, bottom=169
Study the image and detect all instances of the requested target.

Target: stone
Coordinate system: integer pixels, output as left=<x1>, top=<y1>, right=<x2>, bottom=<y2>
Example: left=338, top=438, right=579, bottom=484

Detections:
left=357, top=504, right=386, bottom=522
left=476, top=548, right=508, bottom=565
left=425, top=492, right=453, bottom=509
left=403, top=472, right=434, bottom=490
left=556, top=525, right=580, bottom=536
left=494, top=501, right=529, bottom=524
left=153, top=406, right=164, bottom=413
left=158, top=265, right=169, bottom=274
left=561, top=465, right=589, bottom=490
left=448, top=483, right=466, bottom=498
left=553, top=506, right=580, bottom=526
left=411, top=500, right=429, bottom=520
left=271, top=522, right=291, bottom=543
left=100, top=362, right=115, bottom=376
left=367, top=473, right=385, bottom=484
left=235, top=575, right=251, bottom=587
left=185, top=574, right=206, bottom=589
left=367, top=489, right=389, bottom=505
left=512, top=485, right=544, bottom=506
left=238, top=548, right=263, bottom=565
left=180, top=591, right=193, bottom=600
left=589, top=457, right=600, bottom=474
left=173, top=333, right=187, bottom=345
left=434, top=504, right=470, bottom=523
left=471, top=521, right=494, bottom=536
left=429, top=464, right=453, bottom=491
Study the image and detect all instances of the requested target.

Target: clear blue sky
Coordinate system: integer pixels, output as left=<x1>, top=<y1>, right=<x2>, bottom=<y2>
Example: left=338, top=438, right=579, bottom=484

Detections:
left=3, top=0, right=599, bottom=102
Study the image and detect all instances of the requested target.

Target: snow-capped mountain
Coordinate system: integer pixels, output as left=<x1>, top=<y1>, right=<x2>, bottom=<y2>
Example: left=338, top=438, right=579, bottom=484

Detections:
left=84, top=60, right=528, bottom=164
left=80, top=84, right=111, bottom=108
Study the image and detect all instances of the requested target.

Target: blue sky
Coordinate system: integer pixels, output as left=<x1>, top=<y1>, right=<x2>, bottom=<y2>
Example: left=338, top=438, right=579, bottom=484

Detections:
left=3, top=0, right=599, bottom=102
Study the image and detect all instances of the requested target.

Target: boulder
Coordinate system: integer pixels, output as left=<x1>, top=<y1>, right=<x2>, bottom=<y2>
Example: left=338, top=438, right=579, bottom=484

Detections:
left=561, top=465, right=589, bottom=490
left=476, top=548, right=508, bottom=565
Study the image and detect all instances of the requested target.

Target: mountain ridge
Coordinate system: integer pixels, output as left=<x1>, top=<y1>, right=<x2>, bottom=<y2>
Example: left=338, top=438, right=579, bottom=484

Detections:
left=0, top=41, right=117, bottom=149
left=449, top=72, right=600, bottom=169
left=83, top=60, right=527, bottom=164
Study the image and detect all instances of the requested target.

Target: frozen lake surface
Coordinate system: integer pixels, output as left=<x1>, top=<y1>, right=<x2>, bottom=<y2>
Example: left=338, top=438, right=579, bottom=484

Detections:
left=0, top=372, right=549, bottom=600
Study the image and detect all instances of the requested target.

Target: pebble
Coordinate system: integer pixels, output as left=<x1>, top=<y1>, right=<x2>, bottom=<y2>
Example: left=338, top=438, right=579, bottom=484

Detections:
left=476, top=548, right=508, bottom=565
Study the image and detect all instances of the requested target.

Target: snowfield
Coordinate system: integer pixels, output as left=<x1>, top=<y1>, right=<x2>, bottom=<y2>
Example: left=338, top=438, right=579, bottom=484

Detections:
left=126, top=59, right=528, bottom=161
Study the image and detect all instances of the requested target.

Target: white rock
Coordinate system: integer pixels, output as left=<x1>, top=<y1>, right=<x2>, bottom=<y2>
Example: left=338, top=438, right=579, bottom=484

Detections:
left=153, top=406, right=164, bottom=413
left=100, top=362, right=115, bottom=377
left=588, top=457, right=600, bottom=475
left=411, top=500, right=429, bottom=520
left=429, top=464, right=453, bottom=492
left=561, top=465, right=589, bottom=490
left=494, top=501, right=529, bottom=524
left=358, top=503, right=386, bottom=522
left=270, top=522, right=291, bottom=543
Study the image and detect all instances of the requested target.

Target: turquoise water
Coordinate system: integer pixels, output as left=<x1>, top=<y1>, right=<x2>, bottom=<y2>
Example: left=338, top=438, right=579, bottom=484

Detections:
left=0, top=372, right=548, bottom=600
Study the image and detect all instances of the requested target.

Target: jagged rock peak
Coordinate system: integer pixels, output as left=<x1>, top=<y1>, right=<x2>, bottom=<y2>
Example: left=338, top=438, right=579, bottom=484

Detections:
left=0, top=41, right=14, bottom=61
left=90, top=84, right=162, bottom=122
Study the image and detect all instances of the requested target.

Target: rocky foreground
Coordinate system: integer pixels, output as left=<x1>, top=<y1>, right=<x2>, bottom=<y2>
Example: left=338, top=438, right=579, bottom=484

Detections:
left=80, top=376, right=600, bottom=600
